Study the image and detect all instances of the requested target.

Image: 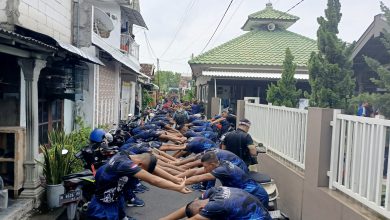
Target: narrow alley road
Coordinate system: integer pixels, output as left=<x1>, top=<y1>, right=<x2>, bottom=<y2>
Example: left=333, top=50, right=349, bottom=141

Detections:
left=126, top=183, right=201, bottom=220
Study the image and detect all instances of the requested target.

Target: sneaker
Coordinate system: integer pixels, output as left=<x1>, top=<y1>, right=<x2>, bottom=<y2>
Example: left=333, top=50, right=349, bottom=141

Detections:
left=122, top=216, right=137, bottom=220
left=133, top=186, right=145, bottom=194
left=138, top=183, right=149, bottom=191
left=191, top=183, right=206, bottom=192
left=127, top=197, right=145, bottom=207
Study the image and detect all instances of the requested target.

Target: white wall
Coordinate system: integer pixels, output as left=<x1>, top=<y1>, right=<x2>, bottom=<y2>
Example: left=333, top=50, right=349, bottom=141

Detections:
left=18, top=0, right=72, bottom=43
left=92, top=2, right=122, bottom=49
left=0, top=0, right=7, bottom=23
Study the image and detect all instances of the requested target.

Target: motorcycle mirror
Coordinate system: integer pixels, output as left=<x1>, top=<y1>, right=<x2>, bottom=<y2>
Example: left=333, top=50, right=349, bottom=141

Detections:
left=62, top=149, right=69, bottom=155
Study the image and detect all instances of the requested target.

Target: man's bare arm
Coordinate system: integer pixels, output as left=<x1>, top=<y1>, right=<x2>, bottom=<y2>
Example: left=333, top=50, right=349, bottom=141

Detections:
left=177, top=167, right=206, bottom=178
left=185, top=173, right=215, bottom=185
left=134, top=170, right=191, bottom=194
left=153, top=166, right=183, bottom=184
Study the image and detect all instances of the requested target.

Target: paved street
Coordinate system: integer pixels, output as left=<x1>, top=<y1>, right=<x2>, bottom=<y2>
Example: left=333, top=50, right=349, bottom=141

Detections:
left=126, top=183, right=202, bottom=220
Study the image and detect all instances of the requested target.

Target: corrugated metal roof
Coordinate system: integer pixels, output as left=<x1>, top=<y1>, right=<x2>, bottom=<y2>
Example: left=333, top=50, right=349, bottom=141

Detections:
left=202, top=71, right=309, bottom=80
left=92, top=32, right=150, bottom=79
left=0, top=28, right=57, bottom=50
left=57, top=41, right=104, bottom=65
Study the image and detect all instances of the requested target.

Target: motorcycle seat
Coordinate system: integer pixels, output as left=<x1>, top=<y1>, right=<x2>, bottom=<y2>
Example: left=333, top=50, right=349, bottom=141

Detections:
left=248, top=171, right=272, bottom=183
left=101, top=145, right=119, bottom=151
left=63, top=170, right=93, bottom=180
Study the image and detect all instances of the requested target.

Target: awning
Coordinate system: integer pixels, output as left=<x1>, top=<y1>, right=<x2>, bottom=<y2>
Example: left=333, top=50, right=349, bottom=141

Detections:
left=202, top=71, right=309, bottom=80
left=56, top=41, right=104, bottom=65
left=136, top=70, right=151, bottom=80
left=121, top=6, right=148, bottom=29
left=0, top=28, right=57, bottom=56
left=92, top=32, right=141, bottom=73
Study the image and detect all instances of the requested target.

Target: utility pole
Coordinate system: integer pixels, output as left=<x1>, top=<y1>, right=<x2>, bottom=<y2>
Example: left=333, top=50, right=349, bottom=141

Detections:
left=157, top=58, right=160, bottom=98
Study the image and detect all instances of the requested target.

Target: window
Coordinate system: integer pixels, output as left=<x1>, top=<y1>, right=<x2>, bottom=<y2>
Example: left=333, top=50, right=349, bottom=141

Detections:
left=38, top=99, right=63, bottom=145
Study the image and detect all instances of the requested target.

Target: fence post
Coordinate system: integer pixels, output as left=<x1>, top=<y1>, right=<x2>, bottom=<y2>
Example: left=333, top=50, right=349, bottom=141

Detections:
left=236, top=100, right=245, bottom=128
left=304, top=107, right=337, bottom=187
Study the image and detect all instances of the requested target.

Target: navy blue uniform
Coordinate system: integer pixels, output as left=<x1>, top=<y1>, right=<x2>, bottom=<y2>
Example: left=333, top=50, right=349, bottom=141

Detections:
left=188, top=115, right=201, bottom=123
left=185, top=130, right=218, bottom=142
left=133, top=129, right=160, bottom=141
left=191, top=120, right=210, bottom=127
left=87, top=153, right=141, bottom=220
left=132, top=124, right=159, bottom=135
left=211, top=160, right=269, bottom=208
left=205, top=148, right=248, bottom=173
left=191, top=125, right=214, bottom=132
left=186, top=137, right=217, bottom=154
left=199, top=187, right=271, bottom=220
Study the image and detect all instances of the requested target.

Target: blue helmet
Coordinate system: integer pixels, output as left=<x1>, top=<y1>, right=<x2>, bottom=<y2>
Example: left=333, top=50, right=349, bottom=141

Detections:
left=90, top=128, right=106, bottom=143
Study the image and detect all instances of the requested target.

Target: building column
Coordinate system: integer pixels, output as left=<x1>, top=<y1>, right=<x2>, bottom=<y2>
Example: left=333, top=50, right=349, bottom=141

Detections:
left=18, top=58, right=46, bottom=201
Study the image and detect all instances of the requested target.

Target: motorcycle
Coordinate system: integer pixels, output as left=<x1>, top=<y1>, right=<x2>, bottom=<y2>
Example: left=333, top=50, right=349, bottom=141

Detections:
left=60, top=144, right=119, bottom=220
left=60, top=170, right=95, bottom=220
left=249, top=144, right=289, bottom=220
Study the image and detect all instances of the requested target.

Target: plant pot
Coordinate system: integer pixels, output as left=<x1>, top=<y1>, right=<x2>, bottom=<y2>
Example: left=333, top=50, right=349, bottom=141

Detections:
left=46, top=184, right=64, bottom=209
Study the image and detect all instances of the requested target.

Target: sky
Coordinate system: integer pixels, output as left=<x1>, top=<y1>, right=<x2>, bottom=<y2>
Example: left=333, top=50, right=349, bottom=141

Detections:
left=134, top=0, right=389, bottom=75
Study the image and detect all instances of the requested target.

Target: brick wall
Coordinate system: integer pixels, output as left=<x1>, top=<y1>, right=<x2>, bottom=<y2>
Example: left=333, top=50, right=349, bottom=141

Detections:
left=96, top=62, right=119, bottom=126
left=18, top=0, right=72, bottom=43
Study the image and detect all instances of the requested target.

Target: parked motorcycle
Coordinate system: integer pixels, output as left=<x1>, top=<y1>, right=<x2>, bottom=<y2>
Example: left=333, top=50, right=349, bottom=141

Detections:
left=250, top=144, right=289, bottom=220
left=60, top=170, right=95, bottom=220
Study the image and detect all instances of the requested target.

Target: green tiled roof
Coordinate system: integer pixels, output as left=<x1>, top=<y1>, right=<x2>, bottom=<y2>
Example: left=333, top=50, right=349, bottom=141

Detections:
left=249, top=4, right=299, bottom=21
left=189, top=30, right=317, bottom=67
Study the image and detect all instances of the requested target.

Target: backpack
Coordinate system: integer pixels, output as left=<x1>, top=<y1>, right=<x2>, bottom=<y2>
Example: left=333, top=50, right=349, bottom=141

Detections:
left=174, top=110, right=188, bottom=126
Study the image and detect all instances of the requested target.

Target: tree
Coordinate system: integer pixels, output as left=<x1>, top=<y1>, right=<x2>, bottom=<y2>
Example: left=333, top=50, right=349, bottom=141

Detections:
left=363, top=2, right=390, bottom=118
left=267, top=48, right=302, bottom=107
left=307, top=0, right=355, bottom=109
left=153, top=71, right=181, bottom=93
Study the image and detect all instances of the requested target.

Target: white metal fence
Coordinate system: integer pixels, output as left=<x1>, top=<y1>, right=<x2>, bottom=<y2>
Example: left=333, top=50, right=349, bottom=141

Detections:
left=329, top=112, right=390, bottom=218
left=245, top=103, right=308, bottom=169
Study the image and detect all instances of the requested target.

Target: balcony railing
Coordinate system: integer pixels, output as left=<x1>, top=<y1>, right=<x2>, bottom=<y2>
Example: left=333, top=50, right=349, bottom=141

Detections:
left=120, top=34, right=139, bottom=60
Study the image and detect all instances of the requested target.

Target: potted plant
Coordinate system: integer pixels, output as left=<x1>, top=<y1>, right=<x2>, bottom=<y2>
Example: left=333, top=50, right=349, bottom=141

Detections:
left=37, top=130, right=76, bottom=208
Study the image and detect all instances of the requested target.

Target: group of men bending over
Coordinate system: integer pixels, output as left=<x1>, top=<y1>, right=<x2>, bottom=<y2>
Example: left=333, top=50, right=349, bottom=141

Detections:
left=87, top=105, right=272, bottom=220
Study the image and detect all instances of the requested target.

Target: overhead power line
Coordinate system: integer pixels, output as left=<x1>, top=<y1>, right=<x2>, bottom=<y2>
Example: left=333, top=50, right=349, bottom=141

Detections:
left=144, top=30, right=157, bottom=59
left=276, top=0, right=305, bottom=19
left=200, top=0, right=234, bottom=53
left=160, top=0, right=197, bottom=58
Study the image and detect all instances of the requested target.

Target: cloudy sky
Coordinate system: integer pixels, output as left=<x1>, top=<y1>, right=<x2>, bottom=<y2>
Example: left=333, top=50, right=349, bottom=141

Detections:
left=134, top=0, right=389, bottom=75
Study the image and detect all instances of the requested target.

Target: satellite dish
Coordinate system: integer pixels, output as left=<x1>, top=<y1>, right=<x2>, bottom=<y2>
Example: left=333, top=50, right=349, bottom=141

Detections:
left=267, top=23, right=276, bottom=31
left=94, top=7, right=114, bottom=32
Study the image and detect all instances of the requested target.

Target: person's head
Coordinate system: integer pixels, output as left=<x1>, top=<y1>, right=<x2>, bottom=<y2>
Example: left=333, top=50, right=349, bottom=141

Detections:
left=363, top=101, right=369, bottom=107
left=201, top=151, right=219, bottom=172
left=193, top=100, right=198, bottom=105
left=177, top=124, right=188, bottom=134
left=129, top=153, right=158, bottom=173
left=185, top=199, right=209, bottom=218
left=221, top=109, right=229, bottom=118
left=90, top=128, right=106, bottom=143
left=238, top=118, right=251, bottom=133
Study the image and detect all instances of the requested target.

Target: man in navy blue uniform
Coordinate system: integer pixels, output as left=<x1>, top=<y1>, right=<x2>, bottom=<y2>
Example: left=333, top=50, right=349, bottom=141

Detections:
left=160, top=186, right=271, bottom=220
left=178, top=151, right=269, bottom=208
left=183, top=130, right=218, bottom=143
left=87, top=152, right=191, bottom=220
left=172, top=137, right=217, bottom=158
left=173, top=148, right=248, bottom=173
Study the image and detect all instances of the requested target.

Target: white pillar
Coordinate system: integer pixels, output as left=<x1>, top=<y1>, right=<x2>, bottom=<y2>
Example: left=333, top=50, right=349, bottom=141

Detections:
left=18, top=58, right=46, bottom=201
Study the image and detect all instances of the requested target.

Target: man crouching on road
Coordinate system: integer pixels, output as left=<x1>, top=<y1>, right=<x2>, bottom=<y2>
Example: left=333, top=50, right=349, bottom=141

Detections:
left=87, top=152, right=191, bottom=220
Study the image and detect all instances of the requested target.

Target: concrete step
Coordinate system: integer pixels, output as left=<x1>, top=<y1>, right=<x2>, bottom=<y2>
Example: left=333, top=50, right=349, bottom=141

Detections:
left=28, top=207, right=66, bottom=220
left=0, top=199, right=34, bottom=220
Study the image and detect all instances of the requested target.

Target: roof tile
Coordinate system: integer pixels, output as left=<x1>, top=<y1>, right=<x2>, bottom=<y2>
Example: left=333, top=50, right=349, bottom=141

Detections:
left=189, top=30, right=317, bottom=67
